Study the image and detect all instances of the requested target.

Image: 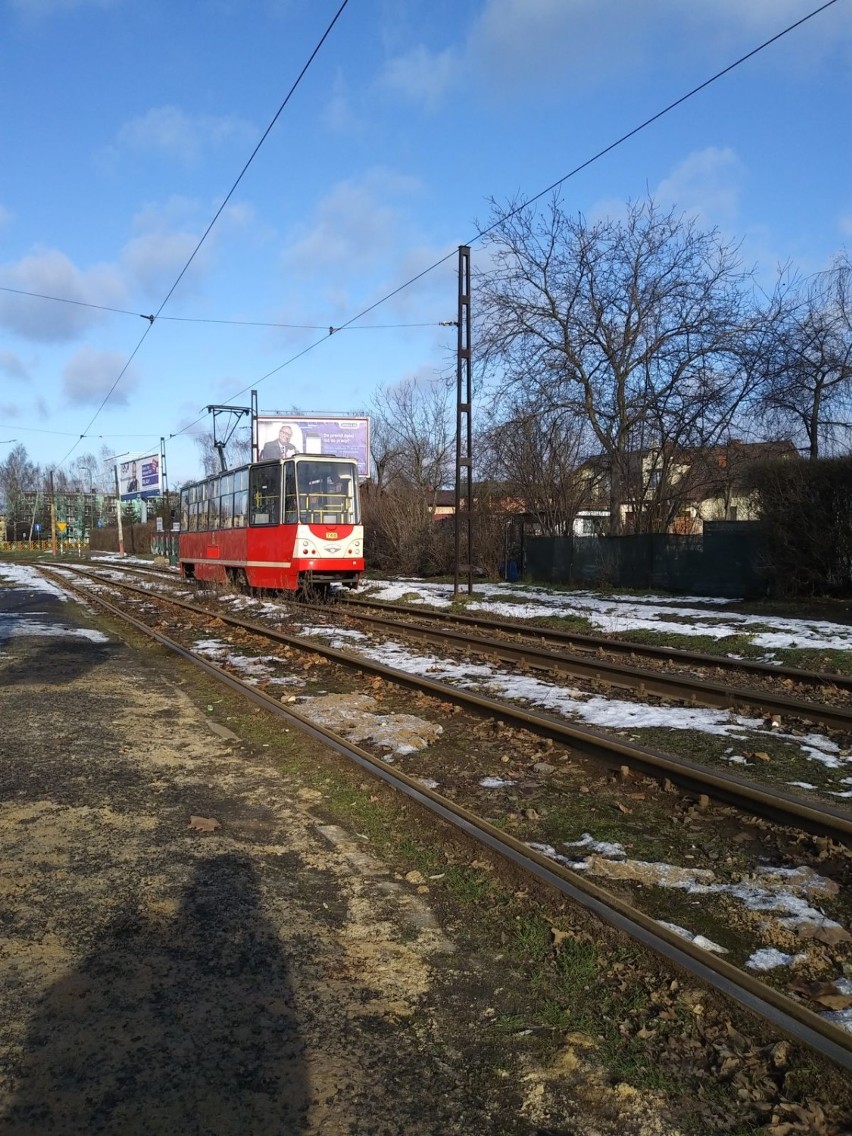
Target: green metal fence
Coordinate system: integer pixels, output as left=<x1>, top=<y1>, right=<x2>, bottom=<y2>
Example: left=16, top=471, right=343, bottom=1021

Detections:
left=524, top=522, right=766, bottom=598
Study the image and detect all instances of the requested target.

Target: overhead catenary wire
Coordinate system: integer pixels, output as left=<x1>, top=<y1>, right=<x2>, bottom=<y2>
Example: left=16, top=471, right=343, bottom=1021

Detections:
left=170, top=0, right=842, bottom=438
left=17, top=0, right=840, bottom=458
left=54, top=0, right=351, bottom=468
left=339, top=0, right=846, bottom=332
left=0, top=284, right=463, bottom=333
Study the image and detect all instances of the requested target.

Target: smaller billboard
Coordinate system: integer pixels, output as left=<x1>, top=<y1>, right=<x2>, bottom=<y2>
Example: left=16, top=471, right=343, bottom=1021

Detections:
left=119, top=453, right=162, bottom=501
left=256, top=416, right=370, bottom=478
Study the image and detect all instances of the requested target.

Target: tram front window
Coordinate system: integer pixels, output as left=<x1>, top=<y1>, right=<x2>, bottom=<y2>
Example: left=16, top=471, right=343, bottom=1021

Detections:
left=296, top=461, right=358, bottom=525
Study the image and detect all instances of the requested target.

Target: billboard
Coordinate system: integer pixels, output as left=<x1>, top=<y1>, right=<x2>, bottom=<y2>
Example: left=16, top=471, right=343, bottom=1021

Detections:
left=256, top=416, right=370, bottom=478
left=119, top=453, right=162, bottom=501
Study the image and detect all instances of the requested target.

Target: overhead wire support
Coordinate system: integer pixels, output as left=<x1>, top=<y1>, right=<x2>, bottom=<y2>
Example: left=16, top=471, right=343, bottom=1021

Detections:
left=206, top=403, right=252, bottom=472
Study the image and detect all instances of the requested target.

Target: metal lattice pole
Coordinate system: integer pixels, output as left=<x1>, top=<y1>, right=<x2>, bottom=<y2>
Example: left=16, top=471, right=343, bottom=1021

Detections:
left=453, top=246, right=473, bottom=598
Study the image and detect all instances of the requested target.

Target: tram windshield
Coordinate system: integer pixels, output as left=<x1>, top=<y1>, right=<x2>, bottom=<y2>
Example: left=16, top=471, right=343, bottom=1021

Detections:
left=295, top=460, right=359, bottom=525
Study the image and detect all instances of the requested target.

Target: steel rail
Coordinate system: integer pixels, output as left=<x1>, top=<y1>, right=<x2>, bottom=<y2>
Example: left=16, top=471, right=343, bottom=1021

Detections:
left=344, top=596, right=852, bottom=693
left=58, top=565, right=852, bottom=693
left=55, top=564, right=852, bottom=843
left=334, top=606, right=852, bottom=732
left=39, top=565, right=852, bottom=1073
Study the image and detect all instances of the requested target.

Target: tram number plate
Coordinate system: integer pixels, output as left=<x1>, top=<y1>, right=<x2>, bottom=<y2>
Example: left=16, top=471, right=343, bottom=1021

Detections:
left=325, top=531, right=338, bottom=539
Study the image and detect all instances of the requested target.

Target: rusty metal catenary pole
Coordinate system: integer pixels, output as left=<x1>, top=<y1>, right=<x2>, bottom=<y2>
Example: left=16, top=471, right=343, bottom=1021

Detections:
left=114, top=462, right=125, bottom=555
left=453, top=246, right=473, bottom=598
left=49, top=469, right=57, bottom=557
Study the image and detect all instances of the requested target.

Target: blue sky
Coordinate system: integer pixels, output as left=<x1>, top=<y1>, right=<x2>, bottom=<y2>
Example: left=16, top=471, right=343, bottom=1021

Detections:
left=1, top=0, right=851, bottom=485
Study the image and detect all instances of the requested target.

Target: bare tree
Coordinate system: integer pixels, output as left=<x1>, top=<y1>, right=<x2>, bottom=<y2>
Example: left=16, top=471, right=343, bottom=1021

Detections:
left=369, top=377, right=454, bottom=498
left=0, top=444, right=41, bottom=539
left=193, top=426, right=251, bottom=476
left=366, top=377, right=455, bottom=573
left=476, top=195, right=757, bottom=533
left=754, top=255, right=852, bottom=459
left=479, top=398, right=593, bottom=535
left=66, top=453, right=103, bottom=493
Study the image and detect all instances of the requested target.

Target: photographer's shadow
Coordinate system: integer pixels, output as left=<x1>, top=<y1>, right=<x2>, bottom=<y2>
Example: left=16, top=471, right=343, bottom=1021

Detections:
left=3, top=853, right=308, bottom=1135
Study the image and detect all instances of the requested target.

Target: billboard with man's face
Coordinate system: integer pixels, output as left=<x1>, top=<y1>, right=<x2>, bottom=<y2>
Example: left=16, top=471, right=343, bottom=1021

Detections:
left=119, top=453, right=162, bottom=501
left=255, top=416, right=370, bottom=477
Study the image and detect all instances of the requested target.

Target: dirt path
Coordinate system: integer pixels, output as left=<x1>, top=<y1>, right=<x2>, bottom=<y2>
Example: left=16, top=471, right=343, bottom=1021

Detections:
left=3, top=567, right=725, bottom=1135
left=0, top=573, right=535, bottom=1135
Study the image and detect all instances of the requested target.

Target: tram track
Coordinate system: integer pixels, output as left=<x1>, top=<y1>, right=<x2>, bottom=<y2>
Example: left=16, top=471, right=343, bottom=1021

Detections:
left=37, top=562, right=852, bottom=1073
left=52, top=562, right=852, bottom=841
left=57, top=561, right=852, bottom=842
left=333, top=603, right=852, bottom=732
left=75, top=559, right=852, bottom=731
left=344, top=594, right=852, bottom=694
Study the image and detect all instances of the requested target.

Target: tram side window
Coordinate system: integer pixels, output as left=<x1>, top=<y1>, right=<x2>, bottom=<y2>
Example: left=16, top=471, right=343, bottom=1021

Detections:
left=180, top=490, right=190, bottom=531
left=283, top=462, right=298, bottom=524
left=249, top=463, right=281, bottom=525
left=218, top=474, right=233, bottom=529
left=233, top=469, right=248, bottom=527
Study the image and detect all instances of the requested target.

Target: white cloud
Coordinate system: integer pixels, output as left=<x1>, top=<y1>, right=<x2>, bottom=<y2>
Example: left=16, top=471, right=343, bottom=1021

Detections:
left=654, top=147, right=745, bottom=226
left=322, top=71, right=359, bottom=135
left=380, top=44, right=461, bottom=109
left=466, top=0, right=852, bottom=98
left=472, top=0, right=644, bottom=95
left=120, top=196, right=246, bottom=297
left=282, top=169, right=423, bottom=278
left=61, top=345, right=137, bottom=407
left=110, top=106, right=256, bottom=167
left=0, top=249, right=126, bottom=342
left=121, top=229, right=206, bottom=296
left=0, top=350, right=30, bottom=381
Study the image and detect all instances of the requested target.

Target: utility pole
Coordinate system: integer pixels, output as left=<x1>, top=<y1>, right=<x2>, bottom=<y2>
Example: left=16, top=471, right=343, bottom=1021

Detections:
left=160, top=436, right=169, bottom=521
left=48, top=470, right=57, bottom=557
left=453, top=245, right=473, bottom=598
left=113, top=463, right=125, bottom=555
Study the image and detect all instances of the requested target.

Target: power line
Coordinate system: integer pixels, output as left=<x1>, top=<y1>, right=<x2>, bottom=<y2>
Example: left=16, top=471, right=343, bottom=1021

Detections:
left=172, top=0, right=841, bottom=434
left=0, top=284, right=448, bottom=331
left=474, top=0, right=843, bottom=240
left=150, top=0, right=350, bottom=324
left=0, top=422, right=165, bottom=440
left=56, top=0, right=350, bottom=467
left=159, top=317, right=444, bottom=330
left=0, top=285, right=143, bottom=319
left=340, top=0, right=846, bottom=334
left=21, top=0, right=841, bottom=457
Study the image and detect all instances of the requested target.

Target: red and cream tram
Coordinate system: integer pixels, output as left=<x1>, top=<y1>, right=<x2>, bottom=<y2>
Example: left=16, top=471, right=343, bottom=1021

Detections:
left=178, top=454, right=363, bottom=593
